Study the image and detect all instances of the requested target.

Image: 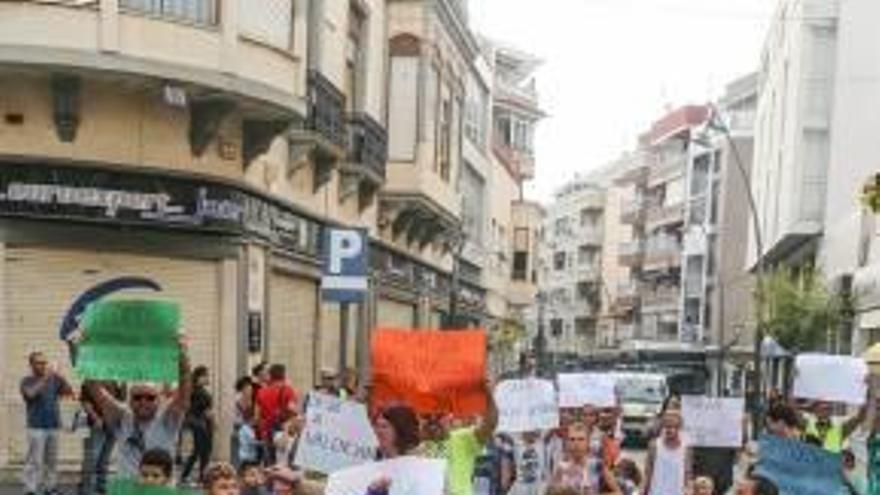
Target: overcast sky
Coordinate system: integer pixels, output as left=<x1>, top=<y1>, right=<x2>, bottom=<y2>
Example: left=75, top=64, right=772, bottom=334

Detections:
left=470, top=0, right=777, bottom=202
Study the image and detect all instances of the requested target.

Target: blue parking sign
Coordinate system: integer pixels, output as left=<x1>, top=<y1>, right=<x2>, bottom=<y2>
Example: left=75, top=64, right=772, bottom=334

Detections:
left=321, top=228, right=369, bottom=303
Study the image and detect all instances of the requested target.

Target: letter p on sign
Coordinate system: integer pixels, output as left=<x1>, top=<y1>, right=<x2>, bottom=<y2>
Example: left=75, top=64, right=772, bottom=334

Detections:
left=321, top=228, right=368, bottom=303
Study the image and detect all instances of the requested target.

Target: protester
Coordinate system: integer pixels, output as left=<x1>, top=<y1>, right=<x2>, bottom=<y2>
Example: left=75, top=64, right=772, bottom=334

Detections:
left=642, top=411, right=690, bottom=495
left=613, top=458, right=642, bottom=495
left=273, top=412, right=304, bottom=468
left=340, top=368, right=359, bottom=400
left=252, top=362, right=270, bottom=391
left=548, top=421, right=616, bottom=494
left=581, top=405, right=606, bottom=494
left=239, top=460, right=270, bottom=495
left=237, top=418, right=261, bottom=468
left=182, top=365, right=214, bottom=484
left=139, top=448, right=174, bottom=487
left=547, top=408, right=577, bottom=476
left=256, top=364, right=298, bottom=464
left=84, top=335, right=192, bottom=479
left=374, top=403, right=422, bottom=459
left=598, top=408, right=622, bottom=469
left=78, top=380, right=124, bottom=495
left=803, top=400, right=867, bottom=453
left=473, top=433, right=515, bottom=495
left=733, top=466, right=779, bottom=495
left=20, top=351, right=75, bottom=495
left=764, top=402, right=801, bottom=439
left=417, top=378, right=499, bottom=495
left=204, top=462, right=240, bottom=495
left=507, top=430, right=552, bottom=495
left=316, top=367, right=339, bottom=396
left=692, top=476, right=714, bottom=495
left=233, top=376, right=256, bottom=466
left=842, top=448, right=868, bottom=495
left=867, top=403, right=880, bottom=495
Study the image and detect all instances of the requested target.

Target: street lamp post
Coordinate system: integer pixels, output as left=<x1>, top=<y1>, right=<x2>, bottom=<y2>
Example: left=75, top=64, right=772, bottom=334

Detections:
left=445, top=227, right=467, bottom=329
left=706, top=104, right=766, bottom=439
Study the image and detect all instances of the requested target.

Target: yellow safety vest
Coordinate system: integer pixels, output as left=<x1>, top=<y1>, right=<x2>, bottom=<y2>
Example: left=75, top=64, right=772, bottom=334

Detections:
left=805, top=417, right=844, bottom=453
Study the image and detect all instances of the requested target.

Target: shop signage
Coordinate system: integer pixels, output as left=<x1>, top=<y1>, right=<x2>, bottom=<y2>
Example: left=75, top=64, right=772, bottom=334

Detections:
left=0, top=161, right=321, bottom=256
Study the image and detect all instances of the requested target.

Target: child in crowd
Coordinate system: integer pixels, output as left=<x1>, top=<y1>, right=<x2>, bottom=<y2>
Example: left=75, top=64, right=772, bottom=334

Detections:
left=239, top=460, right=270, bottom=495
left=693, top=476, right=715, bottom=495
left=614, top=458, right=641, bottom=495
left=139, top=448, right=174, bottom=487
left=237, top=419, right=261, bottom=467
left=204, top=462, right=240, bottom=495
left=264, top=465, right=300, bottom=495
left=273, top=412, right=304, bottom=468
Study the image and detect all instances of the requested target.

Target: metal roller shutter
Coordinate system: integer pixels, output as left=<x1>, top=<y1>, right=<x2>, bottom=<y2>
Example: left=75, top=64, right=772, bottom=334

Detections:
left=2, top=246, right=221, bottom=465
left=268, top=273, right=317, bottom=393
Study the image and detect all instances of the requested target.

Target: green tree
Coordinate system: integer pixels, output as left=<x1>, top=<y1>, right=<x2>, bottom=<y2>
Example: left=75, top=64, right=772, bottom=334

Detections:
left=758, top=266, right=849, bottom=352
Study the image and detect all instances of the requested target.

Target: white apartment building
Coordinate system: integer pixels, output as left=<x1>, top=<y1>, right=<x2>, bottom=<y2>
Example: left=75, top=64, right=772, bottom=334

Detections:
left=538, top=178, right=605, bottom=357
left=749, top=0, right=839, bottom=270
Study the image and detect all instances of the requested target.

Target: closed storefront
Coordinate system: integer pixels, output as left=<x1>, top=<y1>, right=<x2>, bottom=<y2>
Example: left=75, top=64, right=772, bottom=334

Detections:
left=269, top=270, right=318, bottom=393
left=2, top=245, right=223, bottom=465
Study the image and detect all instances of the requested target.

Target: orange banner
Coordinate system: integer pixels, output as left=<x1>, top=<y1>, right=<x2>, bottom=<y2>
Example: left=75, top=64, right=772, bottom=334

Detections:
left=371, top=329, right=488, bottom=416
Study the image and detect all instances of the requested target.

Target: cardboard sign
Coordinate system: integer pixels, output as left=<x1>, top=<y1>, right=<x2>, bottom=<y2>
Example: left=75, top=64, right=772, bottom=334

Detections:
left=76, top=299, right=180, bottom=383
left=495, top=379, right=559, bottom=433
left=755, top=435, right=844, bottom=495
left=793, top=353, right=868, bottom=405
left=371, top=329, right=487, bottom=416
left=681, top=396, right=744, bottom=447
left=326, top=456, right=446, bottom=495
left=557, top=373, right=617, bottom=408
left=294, top=392, right=379, bottom=474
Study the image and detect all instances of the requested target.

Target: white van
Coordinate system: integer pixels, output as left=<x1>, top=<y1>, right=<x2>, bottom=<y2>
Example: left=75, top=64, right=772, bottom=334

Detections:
left=612, top=372, right=669, bottom=443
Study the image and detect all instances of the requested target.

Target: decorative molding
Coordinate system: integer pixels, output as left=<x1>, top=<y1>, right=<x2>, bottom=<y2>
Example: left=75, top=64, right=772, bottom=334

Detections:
left=189, top=98, right=236, bottom=157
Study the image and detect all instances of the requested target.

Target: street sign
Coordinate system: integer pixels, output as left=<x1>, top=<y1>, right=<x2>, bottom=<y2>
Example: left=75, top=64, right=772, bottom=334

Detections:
left=321, top=228, right=369, bottom=303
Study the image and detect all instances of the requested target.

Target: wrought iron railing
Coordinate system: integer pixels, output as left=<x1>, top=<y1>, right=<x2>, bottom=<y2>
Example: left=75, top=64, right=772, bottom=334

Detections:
left=348, top=112, right=387, bottom=180
left=119, top=0, right=218, bottom=26
left=306, top=71, right=347, bottom=150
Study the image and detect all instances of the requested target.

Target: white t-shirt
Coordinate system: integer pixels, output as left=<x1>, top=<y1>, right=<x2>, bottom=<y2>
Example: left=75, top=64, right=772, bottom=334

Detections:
left=648, top=438, right=687, bottom=495
left=113, top=404, right=183, bottom=479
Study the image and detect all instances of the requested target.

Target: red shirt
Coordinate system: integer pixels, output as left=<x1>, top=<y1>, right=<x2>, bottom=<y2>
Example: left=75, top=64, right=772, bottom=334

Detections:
left=255, top=381, right=298, bottom=440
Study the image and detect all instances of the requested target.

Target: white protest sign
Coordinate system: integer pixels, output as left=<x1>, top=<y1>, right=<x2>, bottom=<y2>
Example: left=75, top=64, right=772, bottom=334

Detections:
left=681, top=396, right=745, bottom=447
left=326, top=456, right=446, bottom=495
left=495, top=379, right=559, bottom=433
left=293, top=392, right=379, bottom=474
left=557, top=373, right=618, bottom=408
left=793, top=353, right=868, bottom=405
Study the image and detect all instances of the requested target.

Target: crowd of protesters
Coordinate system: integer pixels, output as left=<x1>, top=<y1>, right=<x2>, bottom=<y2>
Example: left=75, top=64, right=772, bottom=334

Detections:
left=17, top=339, right=880, bottom=495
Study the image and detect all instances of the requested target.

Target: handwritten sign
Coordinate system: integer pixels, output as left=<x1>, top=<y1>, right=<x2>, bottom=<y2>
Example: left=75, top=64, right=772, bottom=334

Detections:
left=755, top=435, right=844, bottom=495
left=495, top=379, right=559, bottom=433
left=371, top=329, right=487, bottom=416
left=681, top=396, right=744, bottom=447
left=557, top=373, right=617, bottom=408
left=326, top=456, right=446, bottom=495
left=77, top=299, right=180, bottom=383
left=294, top=392, right=378, bottom=474
left=793, top=353, right=868, bottom=405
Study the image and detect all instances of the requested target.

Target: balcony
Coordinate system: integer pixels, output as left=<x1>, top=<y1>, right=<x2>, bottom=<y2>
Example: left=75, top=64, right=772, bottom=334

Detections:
left=614, top=163, right=648, bottom=186
left=646, top=201, right=685, bottom=228
left=621, top=199, right=646, bottom=225
left=576, top=264, right=601, bottom=282
left=339, top=112, right=388, bottom=209
left=643, top=236, right=682, bottom=269
left=648, top=153, right=687, bottom=188
left=641, top=285, right=681, bottom=312
left=1, top=0, right=306, bottom=162
left=615, top=281, right=640, bottom=310
left=618, top=241, right=644, bottom=267
left=493, top=139, right=535, bottom=180
left=578, top=227, right=604, bottom=246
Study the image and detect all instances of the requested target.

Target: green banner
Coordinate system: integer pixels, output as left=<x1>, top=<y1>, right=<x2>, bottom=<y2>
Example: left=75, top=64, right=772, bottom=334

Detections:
left=108, top=478, right=200, bottom=495
left=76, top=300, right=181, bottom=383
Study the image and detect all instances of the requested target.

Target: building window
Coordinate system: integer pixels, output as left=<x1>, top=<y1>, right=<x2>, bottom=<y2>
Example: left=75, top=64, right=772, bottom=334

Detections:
left=550, top=318, right=563, bottom=337
left=580, top=209, right=601, bottom=228
left=554, top=217, right=570, bottom=237
left=575, top=317, right=596, bottom=338
left=122, top=0, right=219, bottom=26
left=387, top=34, right=421, bottom=161
left=465, top=76, right=489, bottom=148
left=578, top=246, right=597, bottom=266
left=512, top=252, right=528, bottom=281
left=438, top=98, right=452, bottom=181
left=345, top=2, right=367, bottom=113
left=553, top=252, right=566, bottom=271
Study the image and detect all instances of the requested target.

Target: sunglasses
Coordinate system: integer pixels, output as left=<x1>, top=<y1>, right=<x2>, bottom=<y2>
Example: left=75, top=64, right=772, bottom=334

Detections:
left=132, top=394, right=158, bottom=402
